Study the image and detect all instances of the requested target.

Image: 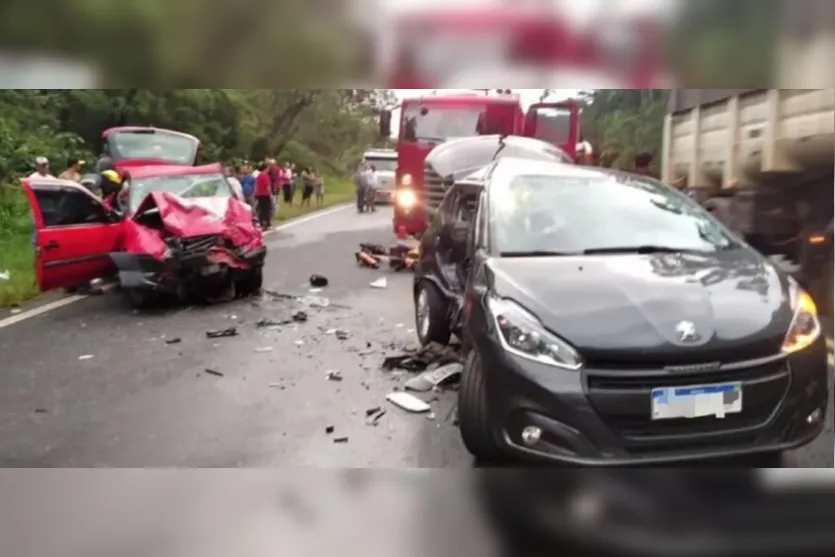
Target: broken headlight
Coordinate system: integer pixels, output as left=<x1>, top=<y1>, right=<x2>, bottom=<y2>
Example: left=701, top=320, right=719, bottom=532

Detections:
left=488, top=298, right=583, bottom=370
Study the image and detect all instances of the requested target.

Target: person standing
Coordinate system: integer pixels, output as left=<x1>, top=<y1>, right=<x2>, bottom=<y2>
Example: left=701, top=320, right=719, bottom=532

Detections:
left=301, top=166, right=315, bottom=207
left=365, top=164, right=379, bottom=212
left=282, top=162, right=294, bottom=206
left=254, top=162, right=274, bottom=230
left=314, top=171, right=325, bottom=207
left=353, top=163, right=368, bottom=213
left=28, top=156, right=56, bottom=179
left=58, top=158, right=85, bottom=181
left=267, top=159, right=282, bottom=218
left=238, top=164, right=256, bottom=207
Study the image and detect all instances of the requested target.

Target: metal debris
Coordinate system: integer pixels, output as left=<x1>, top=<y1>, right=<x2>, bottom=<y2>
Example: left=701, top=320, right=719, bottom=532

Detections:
left=326, top=425, right=335, bottom=434
left=165, top=338, right=182, bottom=345
left=386, top=392, right=432, bottom=413
left=367, top=410, right=386, bottom=426
left=382, top=343, right=464, bottom=373
left=365, top=406, right=382, bottom=417
left=206, top=327, right=238, bottom=339
left=333, top=437, right=349, bottom=444
left=204, top=368, right=224, bottom=377
left=326, top=370, right=343, bottom=382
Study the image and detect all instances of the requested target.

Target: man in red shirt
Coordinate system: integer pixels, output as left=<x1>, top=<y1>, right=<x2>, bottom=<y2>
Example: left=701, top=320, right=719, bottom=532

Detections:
left=254, top=162, right=274, bottom=229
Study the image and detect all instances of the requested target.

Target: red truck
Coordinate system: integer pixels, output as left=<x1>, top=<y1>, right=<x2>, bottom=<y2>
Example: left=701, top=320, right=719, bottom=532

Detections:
left=379, top=90, right=580, bottom=236
left=99, top=127, right=202, bottom=170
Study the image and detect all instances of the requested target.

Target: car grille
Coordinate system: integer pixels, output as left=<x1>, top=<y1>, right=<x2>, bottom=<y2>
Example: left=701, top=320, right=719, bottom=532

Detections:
left=178, top=234, right=220, bottom=258
left=585, top=359, right=791, bottom=453
left=423, top=163, right=447, bottom=212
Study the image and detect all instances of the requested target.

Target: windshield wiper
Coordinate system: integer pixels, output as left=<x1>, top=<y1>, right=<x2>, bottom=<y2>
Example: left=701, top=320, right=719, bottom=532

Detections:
left=501, top=250, right=581, bottom=258
left=582, top=245, right=705, bottom=255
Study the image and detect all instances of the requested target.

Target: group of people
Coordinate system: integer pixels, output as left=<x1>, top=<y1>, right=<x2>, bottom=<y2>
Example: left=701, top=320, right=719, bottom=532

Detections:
left=352, top=163, right=379, bottom=213
left=229, top=159, right=325, bottom=230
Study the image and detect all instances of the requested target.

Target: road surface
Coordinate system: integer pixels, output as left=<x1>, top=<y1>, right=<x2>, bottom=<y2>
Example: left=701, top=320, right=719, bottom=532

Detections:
left=0, top=205, right=831, bottom=468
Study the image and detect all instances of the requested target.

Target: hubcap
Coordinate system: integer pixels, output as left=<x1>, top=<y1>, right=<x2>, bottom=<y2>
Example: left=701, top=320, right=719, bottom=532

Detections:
left=417, top=289, right=430, bottom=338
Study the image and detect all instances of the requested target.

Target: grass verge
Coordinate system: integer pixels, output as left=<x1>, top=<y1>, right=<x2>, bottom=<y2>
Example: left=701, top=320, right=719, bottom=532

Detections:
left=275, top=175, right=354, bottom=222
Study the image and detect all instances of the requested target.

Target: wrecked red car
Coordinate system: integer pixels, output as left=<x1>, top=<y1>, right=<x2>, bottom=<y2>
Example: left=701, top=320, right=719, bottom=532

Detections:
left=23, top=163, right=266, bottom=308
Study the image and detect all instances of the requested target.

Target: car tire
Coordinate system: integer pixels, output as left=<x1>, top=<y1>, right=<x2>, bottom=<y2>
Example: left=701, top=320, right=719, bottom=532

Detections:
left=124, top=288, right=153, bottom=310
left=236, top=265, right=263, bottom=297
left=415, top=281, right=451, bottom=346
left=458, top=351, right=504, bottom=462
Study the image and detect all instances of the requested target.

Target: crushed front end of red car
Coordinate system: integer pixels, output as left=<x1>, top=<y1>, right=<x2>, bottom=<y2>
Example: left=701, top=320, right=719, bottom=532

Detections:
left=111, top=191, right=266, bottom=306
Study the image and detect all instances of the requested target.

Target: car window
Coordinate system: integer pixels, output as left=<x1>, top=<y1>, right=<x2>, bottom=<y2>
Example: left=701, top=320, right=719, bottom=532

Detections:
left=34, top=188, right=110, bottom=227
left=491, top=172, right=738, bottom=255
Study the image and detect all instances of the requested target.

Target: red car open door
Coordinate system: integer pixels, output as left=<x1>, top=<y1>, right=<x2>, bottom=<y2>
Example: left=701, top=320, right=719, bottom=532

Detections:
left=22, top=179, right=124, bottom=291
left=524, top=100, right=580, bottom=160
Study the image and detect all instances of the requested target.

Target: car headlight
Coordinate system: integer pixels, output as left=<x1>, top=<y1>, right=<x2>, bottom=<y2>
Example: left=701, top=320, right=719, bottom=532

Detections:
left=400, top=173, right=413, bottom=186
left=782, top=281, right=822, bottom=354
left=488, top=298, right=583, bottom=370
left=396, top=188, right=417, bottom=209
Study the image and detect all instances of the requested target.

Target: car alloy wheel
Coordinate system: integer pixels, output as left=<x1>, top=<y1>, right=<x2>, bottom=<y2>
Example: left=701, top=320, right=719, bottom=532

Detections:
left=417, top=288, right=431, bottom=339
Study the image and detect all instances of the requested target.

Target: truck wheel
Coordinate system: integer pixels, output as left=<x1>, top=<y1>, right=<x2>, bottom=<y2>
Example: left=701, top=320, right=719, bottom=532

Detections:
left=458, top=351, right=503, bottom=462
left=236, top=265, right=263, bottom=297
left=415, top=281, right=451, bottom=346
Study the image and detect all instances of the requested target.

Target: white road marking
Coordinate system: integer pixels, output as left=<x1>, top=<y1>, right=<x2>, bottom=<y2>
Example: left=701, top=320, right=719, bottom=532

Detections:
left=0, top=203, right=352, bottom=330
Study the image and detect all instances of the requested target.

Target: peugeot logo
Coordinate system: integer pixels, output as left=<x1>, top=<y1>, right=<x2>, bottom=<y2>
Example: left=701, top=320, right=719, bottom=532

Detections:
left=675, top=321, right=701, bottom=343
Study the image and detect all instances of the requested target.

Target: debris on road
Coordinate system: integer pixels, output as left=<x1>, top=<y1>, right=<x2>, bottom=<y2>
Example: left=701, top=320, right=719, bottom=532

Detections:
left=386, top=392, right=432, bottom=413
left=206, top=327, right=238, bottom=339
left=404, top=363, right=463, bottom=392
left=165, top=338, right=182, bottom=345
left=204, top=368, right=224, bottom=377
left=382, top=343, right=464, bottom=373
left=367, top=409, right=386, bottom=426
left=78, top=354, right=94, bottom=361
left=370, top=277, right=387, bottom=289
left=309, top=274, right=329, bottom=288
left=334, top=437, right=349, bottom=444
left=293, top=311, right=308, bottom=323
left=255, top=347, right=274, bottom=353
left=326, top=370, right=343, bottom=382
left=335, top=329, right=350, bottom=341
left=326, top=425, right=335, bottom=434
left=365, top=406, right=382, bottom=417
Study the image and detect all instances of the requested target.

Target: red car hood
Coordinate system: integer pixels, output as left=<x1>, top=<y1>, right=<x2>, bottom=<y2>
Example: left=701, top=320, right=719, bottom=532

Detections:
left=124, top=192, right=263, bottom=258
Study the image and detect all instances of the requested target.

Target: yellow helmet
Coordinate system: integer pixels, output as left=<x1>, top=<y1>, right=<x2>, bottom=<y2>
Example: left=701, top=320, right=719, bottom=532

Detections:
left=101, top=169, right=123, bottom=184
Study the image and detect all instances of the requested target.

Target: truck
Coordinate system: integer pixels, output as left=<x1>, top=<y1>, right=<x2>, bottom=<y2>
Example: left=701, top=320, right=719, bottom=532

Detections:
left=661, top=89, right=834, bottom=318
left=370, top=6, right=665, bottom=89
left=378, top=90, right=580, bottom=236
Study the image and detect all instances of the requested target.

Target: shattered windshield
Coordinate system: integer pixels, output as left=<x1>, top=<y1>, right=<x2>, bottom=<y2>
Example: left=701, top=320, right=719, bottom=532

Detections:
left=128, top=173, right=233, bottom=211
left=108, top=130, right=199, bottom=164
left=401, top=102, right=515, bottom=145
left=492, top=172, right=737, bottom=255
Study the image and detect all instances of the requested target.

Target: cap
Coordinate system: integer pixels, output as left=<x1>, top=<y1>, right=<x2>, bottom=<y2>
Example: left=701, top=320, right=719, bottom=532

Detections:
left=35, top=156, right=48, bottom=165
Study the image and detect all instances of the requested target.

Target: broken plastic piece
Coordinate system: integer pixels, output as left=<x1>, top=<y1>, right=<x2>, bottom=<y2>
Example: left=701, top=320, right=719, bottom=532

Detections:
left=326, top=370, right=343, bottom=382
left=386, top=392, right=432, bottom=413
left=334, top=437, right=349, bottom=444
left=370, top=277, right=387, bottom=289
left=206, top=327, right=238, bottom=339
left=165, top=338, right=182, bottom=345
left=78, top=354, right=94, bottom=361
left=309, top=274, right=329, bottom=288
left=326, top=425, right=335, bottom=434
left=404, top=363, right=463, bottom=392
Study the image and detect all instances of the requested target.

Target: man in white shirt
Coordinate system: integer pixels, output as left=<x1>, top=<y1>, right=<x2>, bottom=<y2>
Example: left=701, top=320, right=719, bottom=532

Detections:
left=28, top=156, right=56, bottom=179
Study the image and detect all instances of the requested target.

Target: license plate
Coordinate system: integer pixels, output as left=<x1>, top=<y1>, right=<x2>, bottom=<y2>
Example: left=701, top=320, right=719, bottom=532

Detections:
left=651, top=382, right=742, bottom=420
left=200, top=264, right=221, bottom=276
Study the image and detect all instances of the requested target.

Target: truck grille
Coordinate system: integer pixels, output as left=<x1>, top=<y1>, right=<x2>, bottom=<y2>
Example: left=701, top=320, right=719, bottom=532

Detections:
left=424, top=163, right=447, bottom=212
left=585, top=359, right=791, bottom=453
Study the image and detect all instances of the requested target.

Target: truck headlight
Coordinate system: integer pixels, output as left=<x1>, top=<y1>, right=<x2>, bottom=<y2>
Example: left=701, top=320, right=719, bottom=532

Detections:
left=488, top=298, right=583, bottom=370
left=400, top=173, right=413, bottom=186
left=782, top=281, right=821, bottom=354
left=396, top=189, right=417, bottom=209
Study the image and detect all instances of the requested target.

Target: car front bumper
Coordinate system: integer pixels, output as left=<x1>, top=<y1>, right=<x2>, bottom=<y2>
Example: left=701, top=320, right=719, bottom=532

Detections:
left=476, top=335, right=830, bottom=465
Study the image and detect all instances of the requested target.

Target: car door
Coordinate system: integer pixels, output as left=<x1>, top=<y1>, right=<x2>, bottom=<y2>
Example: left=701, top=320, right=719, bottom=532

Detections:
left=22, top=179, right=124, bottom=291
left=419, top=186, right=460, bottom=289
left=524, top=101, right=580, bottom=157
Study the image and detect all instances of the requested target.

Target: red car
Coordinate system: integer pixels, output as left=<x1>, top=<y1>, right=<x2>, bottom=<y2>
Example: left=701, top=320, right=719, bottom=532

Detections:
left=23, top=163, right=266, bottom=308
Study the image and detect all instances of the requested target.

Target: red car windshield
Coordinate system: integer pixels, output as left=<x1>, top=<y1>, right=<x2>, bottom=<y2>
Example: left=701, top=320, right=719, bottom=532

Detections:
left=107, top=130, right=199, bottom=165
left=400, top=102, right=515, bottom=145
left=128, top=172, right=232, bottom=212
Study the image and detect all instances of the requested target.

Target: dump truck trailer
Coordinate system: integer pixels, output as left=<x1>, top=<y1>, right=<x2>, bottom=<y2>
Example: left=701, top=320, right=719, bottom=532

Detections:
left=661, top=89, right=834, bottom=315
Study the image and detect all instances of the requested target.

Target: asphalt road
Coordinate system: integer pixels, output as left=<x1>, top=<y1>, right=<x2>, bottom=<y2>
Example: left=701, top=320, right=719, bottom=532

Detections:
left=0, top=205, right=831, bottom=468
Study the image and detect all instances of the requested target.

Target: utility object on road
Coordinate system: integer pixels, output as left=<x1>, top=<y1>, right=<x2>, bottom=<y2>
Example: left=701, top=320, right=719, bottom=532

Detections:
left=413, top=156, right=829, bottom=466
left=22, top=163, right=265, bottom=309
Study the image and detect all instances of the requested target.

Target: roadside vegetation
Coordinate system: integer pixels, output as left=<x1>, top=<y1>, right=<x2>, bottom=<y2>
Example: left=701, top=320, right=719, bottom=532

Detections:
left=0, top=89, right=392, bottom=307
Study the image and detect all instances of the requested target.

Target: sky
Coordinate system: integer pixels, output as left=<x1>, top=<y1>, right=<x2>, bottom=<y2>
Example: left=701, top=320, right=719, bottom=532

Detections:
left=389, top=89, right=580, bottom=137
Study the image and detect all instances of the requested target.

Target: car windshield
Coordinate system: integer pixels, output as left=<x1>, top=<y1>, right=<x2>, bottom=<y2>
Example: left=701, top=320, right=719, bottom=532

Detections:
left=401, top=102, right=515, bottom=145
left=128, top=173, right=232, bottom=211
left=492, top=173, right=737, bottom=255
left=364, top=157, right=397, bottom=173
left=107, top=130, right=199, bottom=164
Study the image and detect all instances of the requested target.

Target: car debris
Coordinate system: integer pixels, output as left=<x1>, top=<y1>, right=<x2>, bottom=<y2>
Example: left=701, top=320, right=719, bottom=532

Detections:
left=204, top=368, right=224, bottom=377
left=309, top=274, right=329, bottom=288
left=404, top=363, right=463, bottom=392
left=333, top=437, right=349, bottom=444
left=386, top=392, right=432, bottom=413
left=365, top=406, right=382, bottom=416
left=293, top=311, right=308, bottom=323
left=325, top=425, right=335, bottom=434
left=78, top=354, right=94, bottom=361
left=370, top=277, right=387, bottom=289
left=367, top=409, right=387, bottom=426
left=165, top=338, right=182, bottom=345
left=206, top=327, right=238, bottom=339
left=326, top=370, right=343, bottom=382
left=254, top=347, right=274, bottom=353
left=382, top=342, right=464, bottom=373
left=335, top=329, right=350, bottom=341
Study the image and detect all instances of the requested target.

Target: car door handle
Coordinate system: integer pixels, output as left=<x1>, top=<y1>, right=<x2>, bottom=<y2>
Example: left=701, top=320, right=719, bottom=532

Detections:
left=44, top=240, right=59, bottom=250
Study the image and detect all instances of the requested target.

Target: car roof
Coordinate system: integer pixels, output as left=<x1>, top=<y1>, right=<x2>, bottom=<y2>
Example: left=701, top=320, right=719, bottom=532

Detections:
left=102, top=127, right=200, bottom=142
left=127, top=163, right=222, bottom=180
